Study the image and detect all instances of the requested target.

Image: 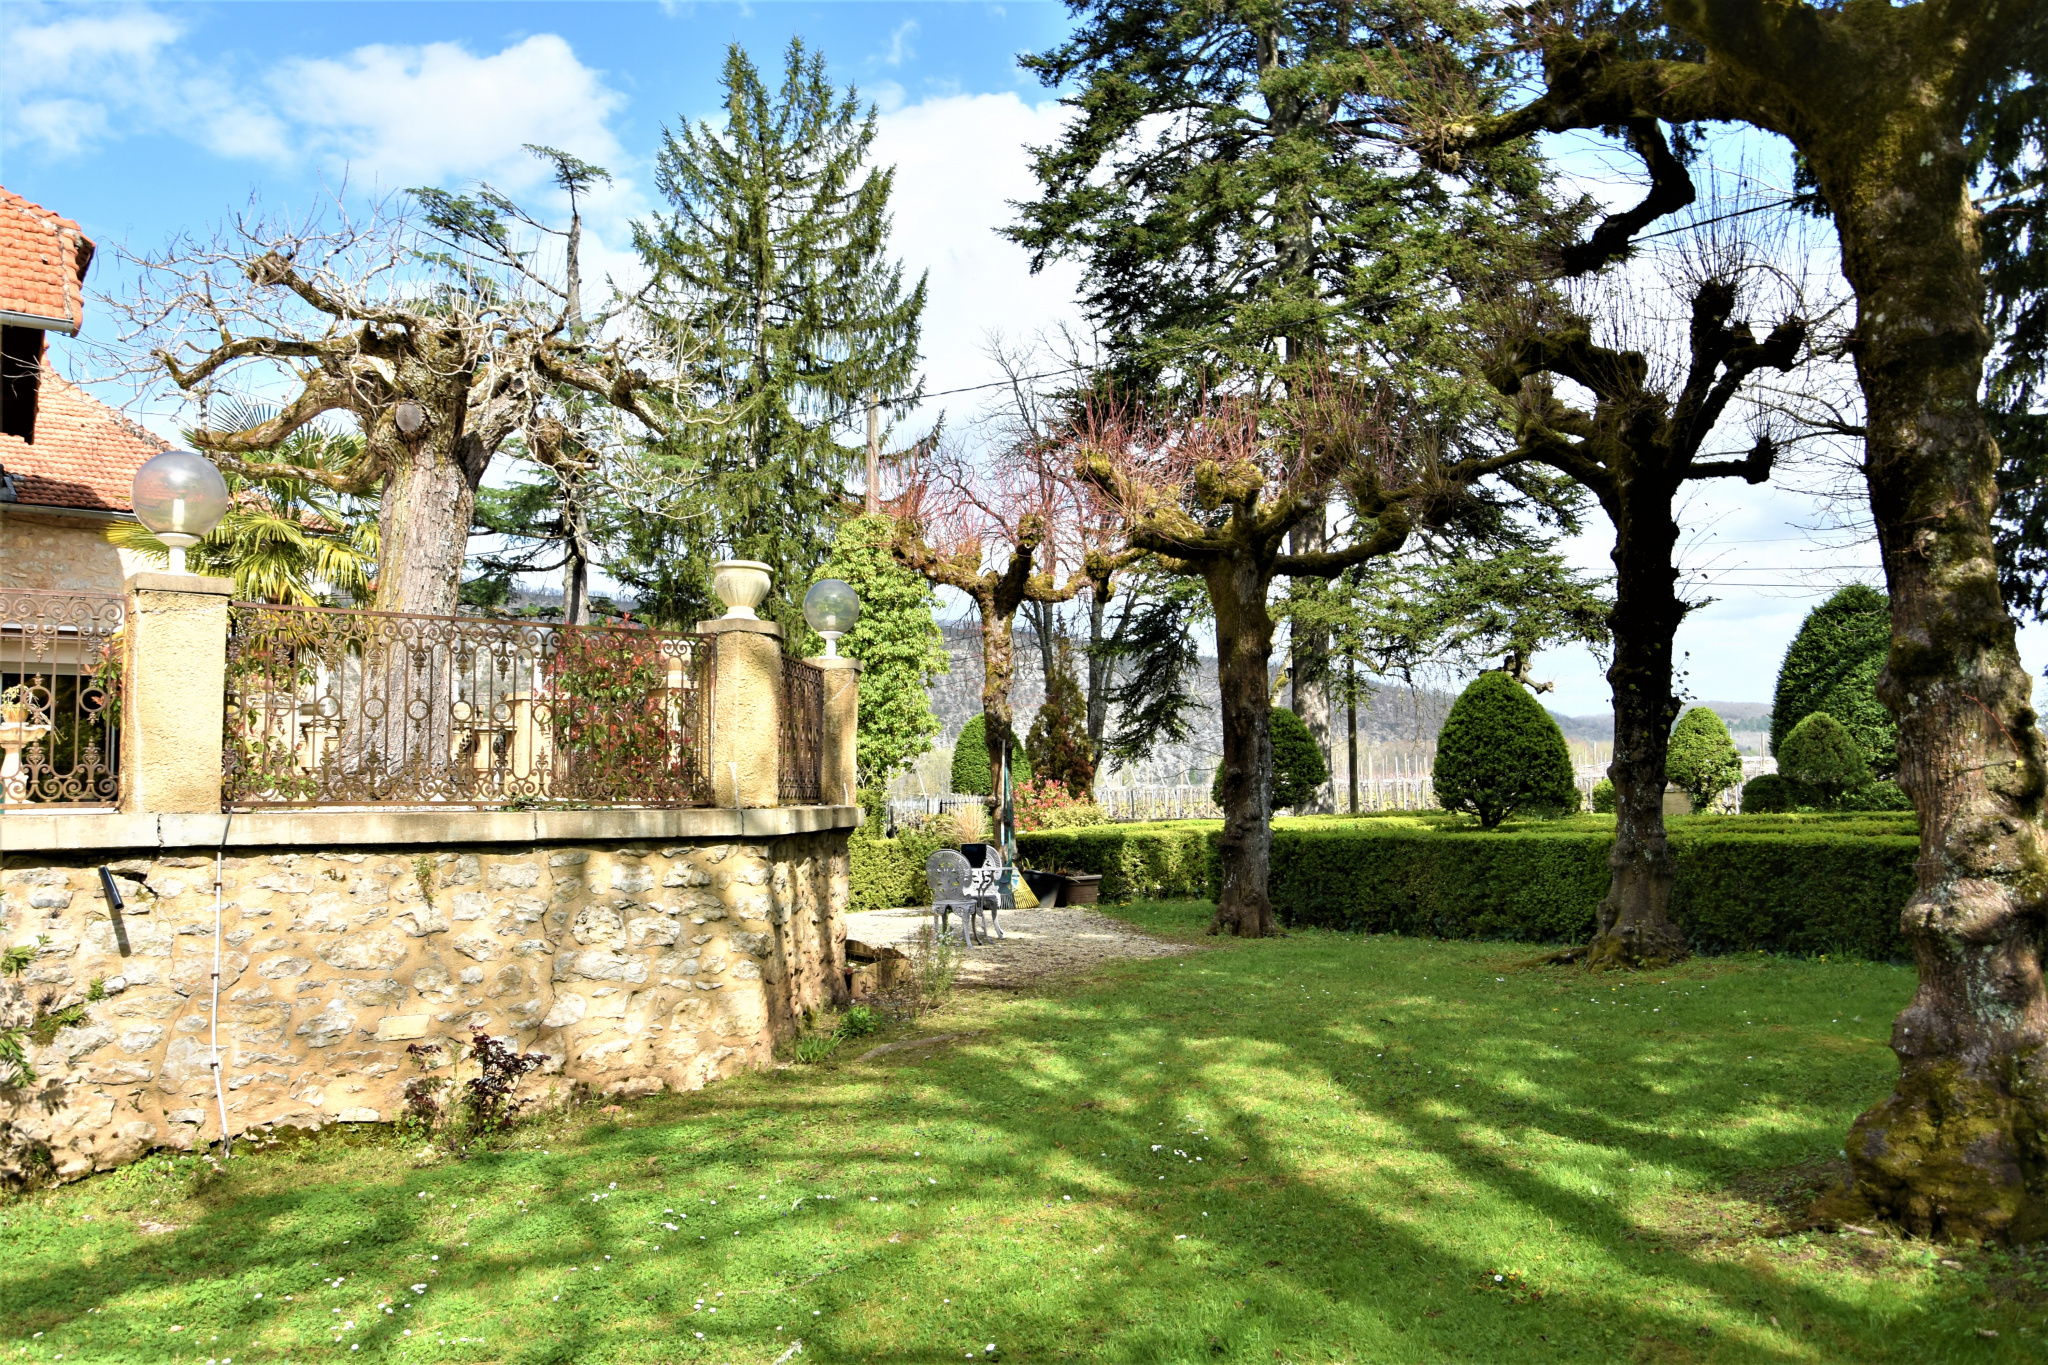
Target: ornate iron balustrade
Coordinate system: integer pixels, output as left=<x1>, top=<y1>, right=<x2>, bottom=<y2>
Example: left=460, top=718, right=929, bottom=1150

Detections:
left=0, top=591, right=123, bottom=809
left=778, top=657, right=825, bottom=806
left=223, top=603, right=712, bottom=810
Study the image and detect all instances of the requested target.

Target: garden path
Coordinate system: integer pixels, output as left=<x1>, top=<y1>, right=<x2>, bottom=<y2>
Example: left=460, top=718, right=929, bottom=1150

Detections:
left=843, top=903, right=1192, bottom=990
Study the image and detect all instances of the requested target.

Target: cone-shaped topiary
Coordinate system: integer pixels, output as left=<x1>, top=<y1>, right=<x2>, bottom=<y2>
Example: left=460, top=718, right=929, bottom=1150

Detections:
left=1208, top=707, right=1329, bottom=813
left=1432, top=672, right=1578, bottom=828
left=949, top=713, right=1032, bottom=797
left=1666, top=706, right=1745, bottom=814
left=1771, top=585, right=1895, bottom=775
left=1777, top=711, right=1871, bottom=809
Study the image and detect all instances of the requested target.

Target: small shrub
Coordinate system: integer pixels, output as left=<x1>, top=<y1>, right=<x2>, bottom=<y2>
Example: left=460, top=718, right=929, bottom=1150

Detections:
left=1779, top=712, right=1871, bottom=809
left=1014, top=777, right=1108, bottom=831
left=1208, top=707, right=1329, bottom=813
left=793, top=1034, right=840, bottom=1064
left=1432, top=673, right=1578, bottom=828
left=1591, top=778, right=1616, bottom=814
left=462, top=1028, right=547, bottom=1134
left=1839, top=779, right=1913, bottom=812
left=950, top=714, right=1032, bottom=796
left=1667, top=707, right=1745, bottom=813
left=835, top=1004, right=879, bottom=1039
left=1742, top=773, right=1797, bottom=813
left=907, top=924, right=961, bottom=1013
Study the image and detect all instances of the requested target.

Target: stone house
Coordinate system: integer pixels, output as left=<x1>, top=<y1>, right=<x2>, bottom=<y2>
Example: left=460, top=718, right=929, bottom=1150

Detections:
left=0, top=187, right=166, bottom=594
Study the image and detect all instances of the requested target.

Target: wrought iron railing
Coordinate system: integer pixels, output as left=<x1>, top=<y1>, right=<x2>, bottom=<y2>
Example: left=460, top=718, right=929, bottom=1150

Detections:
left=779, top=657, right=825, bottom=806
left=222, top=603, right=712, bottom=810
left=0, top=591, right=123, bottom=809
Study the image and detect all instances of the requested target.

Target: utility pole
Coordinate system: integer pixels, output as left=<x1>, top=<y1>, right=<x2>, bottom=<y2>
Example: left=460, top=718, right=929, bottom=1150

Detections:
left=864, top=390, right=880, bottom=516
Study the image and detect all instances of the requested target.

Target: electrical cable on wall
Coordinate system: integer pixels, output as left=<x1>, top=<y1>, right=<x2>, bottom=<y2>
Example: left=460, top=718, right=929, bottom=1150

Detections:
left=210, top=809, right=234, bottom=1158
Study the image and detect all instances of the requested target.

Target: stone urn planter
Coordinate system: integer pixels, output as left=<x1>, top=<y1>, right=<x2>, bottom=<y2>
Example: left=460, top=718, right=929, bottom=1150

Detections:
left=712, top=560, right=774, bottom=619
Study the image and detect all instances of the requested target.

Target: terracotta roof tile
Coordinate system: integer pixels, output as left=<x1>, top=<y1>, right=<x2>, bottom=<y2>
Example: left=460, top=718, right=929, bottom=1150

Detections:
left=0, top=188, right=94, bottom=333
left=0, top=362, right=169, bottom=512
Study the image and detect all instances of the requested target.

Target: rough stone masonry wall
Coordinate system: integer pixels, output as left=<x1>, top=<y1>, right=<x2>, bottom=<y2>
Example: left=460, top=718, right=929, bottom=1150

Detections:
left=0, top=833, right=848, bottom=1182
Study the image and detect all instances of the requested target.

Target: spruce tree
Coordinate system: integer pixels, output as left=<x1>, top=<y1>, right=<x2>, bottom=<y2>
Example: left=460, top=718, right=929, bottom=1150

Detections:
left=625, top=39, right=928, bottom=627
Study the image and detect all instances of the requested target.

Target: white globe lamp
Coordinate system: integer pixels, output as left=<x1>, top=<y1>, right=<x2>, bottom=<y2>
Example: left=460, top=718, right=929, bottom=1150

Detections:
left=131, top=450, right=231, bottom=575
left=802, top=579, right=860, bottom=658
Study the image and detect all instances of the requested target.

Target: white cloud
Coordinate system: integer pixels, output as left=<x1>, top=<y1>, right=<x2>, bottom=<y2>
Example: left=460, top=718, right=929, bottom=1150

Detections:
left=274, top=36, right=627, bottom=192
left=870, top=91, right=1084, bottom=434
left=3, top=7, right=628, bottom=202
left=878, top=19, right=918, bottom=68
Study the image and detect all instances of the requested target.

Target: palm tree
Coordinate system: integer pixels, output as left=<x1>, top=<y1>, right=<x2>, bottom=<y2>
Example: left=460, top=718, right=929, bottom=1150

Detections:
left=109, top=401, right=378, bottom=604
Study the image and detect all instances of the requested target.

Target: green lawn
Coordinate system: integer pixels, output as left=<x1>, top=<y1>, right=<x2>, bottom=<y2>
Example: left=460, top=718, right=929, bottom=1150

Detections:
left=6, top=902, right=2045, bottom=1364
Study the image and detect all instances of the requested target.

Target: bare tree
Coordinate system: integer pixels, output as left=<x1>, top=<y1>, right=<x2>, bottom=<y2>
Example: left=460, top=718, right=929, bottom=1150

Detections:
left=103, top=188, right=697, bottom=616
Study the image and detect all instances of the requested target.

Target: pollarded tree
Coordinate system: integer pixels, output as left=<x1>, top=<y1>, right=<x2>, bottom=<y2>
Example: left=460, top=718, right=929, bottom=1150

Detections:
left=628, top=38, right=928, bottom=631
left=1770, top=585, right=1895, bottom=776
left=1433, top=671, right=1578, bottom=829
left=1074, top=385, right=1530, bottom=936
left=1434, top=0, right=2048, bottom=1246
left=1478, top=139, right=1808, bottom=970
left=111, top=192, right=678, bottom=616
left=808, top=514, right=951, bottom=793
left=1667, top=706, right=1744, bottom=815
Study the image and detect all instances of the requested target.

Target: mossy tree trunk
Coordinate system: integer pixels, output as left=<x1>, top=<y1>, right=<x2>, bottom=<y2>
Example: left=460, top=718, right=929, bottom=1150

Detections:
left=1209, top=550, right=1281, bottom=938
left=1457, top=0, right=2047, bottom=1243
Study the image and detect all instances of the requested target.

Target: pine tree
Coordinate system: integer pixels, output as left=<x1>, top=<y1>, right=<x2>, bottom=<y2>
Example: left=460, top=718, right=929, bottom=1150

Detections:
left=807, top=514, right=950, bottom=789
left=1025, top=639, right=1097, bottom=796
left=623, top=39, right=928, bottom=628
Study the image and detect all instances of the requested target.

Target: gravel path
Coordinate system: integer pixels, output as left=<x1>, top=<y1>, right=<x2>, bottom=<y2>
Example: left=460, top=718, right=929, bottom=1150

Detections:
left=844, top=903, right=1192, bottom=990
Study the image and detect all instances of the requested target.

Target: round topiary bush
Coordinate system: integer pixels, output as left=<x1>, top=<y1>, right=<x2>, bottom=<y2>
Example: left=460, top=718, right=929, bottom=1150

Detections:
left=1431, top=672, right=1578, bottom=828
left=949, top=714, right=1031, bottom=796
left=1771, top=585, right=1895, bottom=775
left=1208, top=707, right=1331, bottom=813
left=1666, top=706, right=1745, bottom=814
left=1740, top=773, right=1797, bottom=813
left=1837, top=779, right=1914, bottom=812
left=1591, top=777, right=1616, bottom=813
left=1777, top=711, right=1872, bottom=808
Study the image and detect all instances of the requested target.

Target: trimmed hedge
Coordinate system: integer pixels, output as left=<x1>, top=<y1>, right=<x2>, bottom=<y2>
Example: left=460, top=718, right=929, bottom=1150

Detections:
left=1258, top=815, right=1917, bottom=959
left=850, top=825, right=961, bottom=913
left=1009, top=812, right=1918, bottom=959
left=1016, top=823, right=1217, bottom=904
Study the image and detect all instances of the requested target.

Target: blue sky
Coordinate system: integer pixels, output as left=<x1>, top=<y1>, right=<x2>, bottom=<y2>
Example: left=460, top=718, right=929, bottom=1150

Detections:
left=5, top=2, right=2034, bottom=716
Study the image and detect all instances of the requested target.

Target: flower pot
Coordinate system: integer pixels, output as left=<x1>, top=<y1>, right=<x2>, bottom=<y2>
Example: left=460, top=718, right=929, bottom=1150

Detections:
left=1060, top=873, right=1102, bottom=906
left=0, top=705, right=25, bottom=724
left=711, top=560, right=774, bottom=619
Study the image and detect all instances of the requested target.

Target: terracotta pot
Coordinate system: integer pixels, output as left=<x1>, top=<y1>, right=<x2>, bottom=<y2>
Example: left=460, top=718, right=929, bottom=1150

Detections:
left=1061, top=873, right=1102, bottom=906
left=712, top=560, right=774, bottom=619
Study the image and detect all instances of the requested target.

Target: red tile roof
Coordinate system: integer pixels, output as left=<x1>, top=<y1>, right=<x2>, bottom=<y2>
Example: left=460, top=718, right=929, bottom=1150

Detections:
left=0, top=189, right=94, bottom=334
left=0, top=362, right=169, bottom=512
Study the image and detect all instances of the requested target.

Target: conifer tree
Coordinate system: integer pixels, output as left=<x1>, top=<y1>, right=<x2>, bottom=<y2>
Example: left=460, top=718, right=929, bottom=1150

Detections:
left=625, top=39, right=928, bottom=627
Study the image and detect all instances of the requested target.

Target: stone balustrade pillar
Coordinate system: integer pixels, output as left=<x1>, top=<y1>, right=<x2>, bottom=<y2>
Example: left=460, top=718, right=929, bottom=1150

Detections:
left=120, top=571, right=233, bottom=815
left=807, top=656, right=861, bottom=810
left=695, top=617, right=784, bottom=808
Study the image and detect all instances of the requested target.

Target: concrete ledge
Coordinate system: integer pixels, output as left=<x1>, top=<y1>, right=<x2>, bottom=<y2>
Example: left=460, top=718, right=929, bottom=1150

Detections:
left=0, top=804, right=859, bottom=853
left=125, top=571, right=235, bottom=596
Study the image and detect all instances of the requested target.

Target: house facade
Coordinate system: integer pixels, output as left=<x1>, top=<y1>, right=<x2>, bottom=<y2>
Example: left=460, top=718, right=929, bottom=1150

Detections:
left=0, top=188, right=166, bottom=593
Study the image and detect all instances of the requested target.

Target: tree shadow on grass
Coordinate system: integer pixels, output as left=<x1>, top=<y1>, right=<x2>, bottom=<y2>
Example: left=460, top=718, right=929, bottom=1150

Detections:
left=0, top=932, right=1997, bottom=1364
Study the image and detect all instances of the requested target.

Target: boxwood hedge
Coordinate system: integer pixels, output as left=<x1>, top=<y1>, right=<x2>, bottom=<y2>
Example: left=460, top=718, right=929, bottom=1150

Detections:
left=1021, top=811, right=1919, bottom=960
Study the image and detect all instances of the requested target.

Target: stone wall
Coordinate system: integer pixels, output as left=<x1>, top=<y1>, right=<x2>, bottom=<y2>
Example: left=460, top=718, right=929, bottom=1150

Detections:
left=0, top=510, right=143, bottom=593
left=1, top=829, right=849, bottom=1182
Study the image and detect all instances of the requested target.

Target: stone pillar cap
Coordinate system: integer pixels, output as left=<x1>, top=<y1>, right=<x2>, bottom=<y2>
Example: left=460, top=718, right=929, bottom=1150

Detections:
left=695, top=617, right=784, bottom=638
left=126, top=571, right=234, bottom=596
left=806, top=655, right=862, bottom=672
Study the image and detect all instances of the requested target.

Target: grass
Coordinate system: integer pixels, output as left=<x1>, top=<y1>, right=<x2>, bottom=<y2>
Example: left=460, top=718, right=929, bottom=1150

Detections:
left=5, top=901, right=2045, bottom=1364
